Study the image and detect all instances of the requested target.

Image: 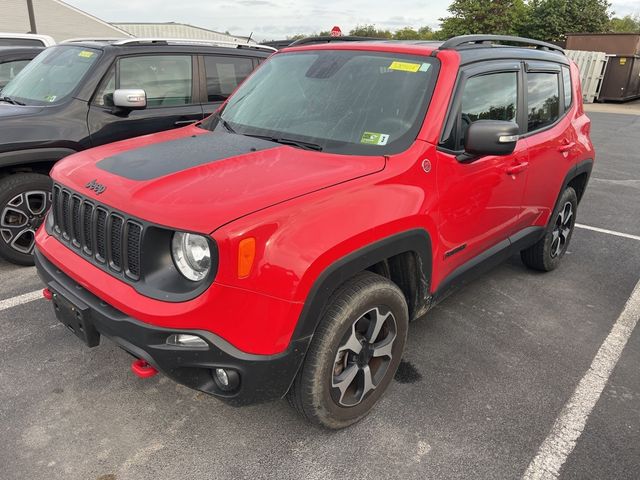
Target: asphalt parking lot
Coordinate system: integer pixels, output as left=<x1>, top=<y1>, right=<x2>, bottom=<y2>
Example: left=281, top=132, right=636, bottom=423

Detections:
left=1, top=109, right=639, bottom=480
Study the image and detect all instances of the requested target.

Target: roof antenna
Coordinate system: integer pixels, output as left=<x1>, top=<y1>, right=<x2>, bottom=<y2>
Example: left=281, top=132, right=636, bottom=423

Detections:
left=247, top=32, right=253, bottom=44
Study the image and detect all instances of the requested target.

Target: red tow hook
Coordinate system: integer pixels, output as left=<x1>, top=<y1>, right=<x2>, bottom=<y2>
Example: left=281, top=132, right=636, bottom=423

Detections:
left=42, top=288, right=53, bottom=300
left=131, top=358, right=158, bottom=378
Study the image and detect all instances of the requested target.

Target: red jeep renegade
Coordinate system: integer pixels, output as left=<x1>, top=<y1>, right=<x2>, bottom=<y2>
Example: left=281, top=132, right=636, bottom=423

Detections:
left=35, top=35, right=594, bottom=428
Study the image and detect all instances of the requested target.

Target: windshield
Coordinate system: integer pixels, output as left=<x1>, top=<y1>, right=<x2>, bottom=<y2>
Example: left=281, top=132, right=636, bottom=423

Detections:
left=1, top=46, right=101, bottom=105
left=202, top=49, right=439, bottom=155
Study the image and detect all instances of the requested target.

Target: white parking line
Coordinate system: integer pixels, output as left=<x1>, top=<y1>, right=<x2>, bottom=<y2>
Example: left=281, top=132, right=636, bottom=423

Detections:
left=522, top=278, right=640, bottom=479
left=0, top=290, right=42, bottom=313
left=576, top=223, right=640, bottom=241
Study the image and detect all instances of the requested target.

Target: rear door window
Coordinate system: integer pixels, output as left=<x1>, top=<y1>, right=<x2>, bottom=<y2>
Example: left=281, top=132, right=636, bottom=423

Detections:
left=204, top=56, right=255, bottom=102
left=527, top=72, right=560, bottom=132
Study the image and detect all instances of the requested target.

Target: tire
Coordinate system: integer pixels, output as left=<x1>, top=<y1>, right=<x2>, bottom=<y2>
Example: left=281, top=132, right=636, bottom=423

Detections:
left=287, top=271, right=408, bottom=429
left=521, top=186, right=578, bottom=272
left=0, top=173, right=52, bottom=266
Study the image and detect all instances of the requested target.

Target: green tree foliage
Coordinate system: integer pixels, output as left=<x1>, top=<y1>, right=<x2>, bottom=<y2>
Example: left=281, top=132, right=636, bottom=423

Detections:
left=439, top=0, right=528, bottom=38
left=526, top=0, right=612, bottom=42
left=348, top=24, right=393, bottom=38
left=393, top=26, right=438, bottom=40
left=609, top=14, right=640, bottom=32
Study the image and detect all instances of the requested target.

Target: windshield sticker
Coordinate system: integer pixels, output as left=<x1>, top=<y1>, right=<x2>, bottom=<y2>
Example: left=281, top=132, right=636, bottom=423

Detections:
left=44, top=95, right=57, bottom=103
left=388, top=61, right=421, bottom=73
left=419, top=63, right=431, bottom=72
left=78, top=50, right=95, bottom=58
left=361, top=132, right=390, bottom=146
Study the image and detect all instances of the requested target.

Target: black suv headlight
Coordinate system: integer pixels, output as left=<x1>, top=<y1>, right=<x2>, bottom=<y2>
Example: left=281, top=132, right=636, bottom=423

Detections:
left=171, top=232, right=212, bottom=281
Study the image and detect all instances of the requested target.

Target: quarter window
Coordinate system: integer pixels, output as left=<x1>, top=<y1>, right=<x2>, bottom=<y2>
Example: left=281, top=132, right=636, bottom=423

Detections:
left=527, top=72, right=560, bottom=131
left=562, top=66, right=572, bottom=112
left=204, top=56, right=254, bottom=102
left=442, top=71, right=518, bottom=151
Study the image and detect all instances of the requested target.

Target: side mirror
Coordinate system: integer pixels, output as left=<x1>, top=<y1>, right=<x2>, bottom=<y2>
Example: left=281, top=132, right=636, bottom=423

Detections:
left=113, top=89, right=147, bottom=110
left=460, top=120, right=519, bottom=161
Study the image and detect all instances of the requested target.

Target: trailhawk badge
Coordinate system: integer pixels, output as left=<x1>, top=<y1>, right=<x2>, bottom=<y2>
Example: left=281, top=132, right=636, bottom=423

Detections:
left=85, top=179, right=106, bottom=195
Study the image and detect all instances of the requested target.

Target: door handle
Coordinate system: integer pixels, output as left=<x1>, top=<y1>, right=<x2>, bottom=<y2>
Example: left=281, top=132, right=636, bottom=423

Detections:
left=174, top=119, right=197, bottom=126
left=558, top=142, right=576, bottom=152
left=506, top=162, right=529, bottom=175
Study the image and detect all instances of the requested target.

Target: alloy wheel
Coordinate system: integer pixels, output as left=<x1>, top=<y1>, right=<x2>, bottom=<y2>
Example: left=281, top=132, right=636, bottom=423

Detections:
left=550, top=201, right=573, bottom=258
left=331, top=307, right=397, bottom=407
left=0, top=190, right=51, bottom=254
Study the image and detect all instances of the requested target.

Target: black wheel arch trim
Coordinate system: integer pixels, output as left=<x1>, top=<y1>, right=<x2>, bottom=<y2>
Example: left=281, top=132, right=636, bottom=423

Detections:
left=0, top=148, right=77, bottom=169
left=290, top=229, right=432, bottom=344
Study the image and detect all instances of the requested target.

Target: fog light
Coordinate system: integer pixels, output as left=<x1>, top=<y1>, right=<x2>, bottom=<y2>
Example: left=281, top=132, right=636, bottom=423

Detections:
left=213, top=367, right=240, bottom=392
left=166, top=334, right=208, bottom=348
left=215, top=368, right=229, bottom=387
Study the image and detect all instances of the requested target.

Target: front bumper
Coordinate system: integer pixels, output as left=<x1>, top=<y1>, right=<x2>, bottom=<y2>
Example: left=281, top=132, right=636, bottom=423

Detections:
left=35, top=248, right=310, bottom=405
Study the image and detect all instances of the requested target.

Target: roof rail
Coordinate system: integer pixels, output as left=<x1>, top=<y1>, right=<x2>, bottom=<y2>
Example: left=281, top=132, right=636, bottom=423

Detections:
left=439, top=35, right=565, bottom=54
left=111, top=38, right=277, bottom=52
left=62, top=37, right=129, bottom=44
left=288, top=36, right=385, bottom=47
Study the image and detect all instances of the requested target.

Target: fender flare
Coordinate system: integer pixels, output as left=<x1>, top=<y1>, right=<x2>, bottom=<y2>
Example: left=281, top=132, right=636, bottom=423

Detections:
left=290, top=228, right=433, bottom=343
left=0, top=148, right=77, bottom=169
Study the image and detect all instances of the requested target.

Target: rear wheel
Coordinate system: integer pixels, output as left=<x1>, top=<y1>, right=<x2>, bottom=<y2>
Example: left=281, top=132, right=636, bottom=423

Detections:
left=521, top=186, right=578, bottom=272
left=287, top=271, right=408, bottom=429
left=0, top=173, right=52, bottom=266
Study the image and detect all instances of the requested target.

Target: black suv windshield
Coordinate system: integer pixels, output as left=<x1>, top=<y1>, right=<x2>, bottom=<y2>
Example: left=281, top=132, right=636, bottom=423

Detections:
left=1, top=45, right=101, bottom=105
left=203, top=49, right=439, bottom=155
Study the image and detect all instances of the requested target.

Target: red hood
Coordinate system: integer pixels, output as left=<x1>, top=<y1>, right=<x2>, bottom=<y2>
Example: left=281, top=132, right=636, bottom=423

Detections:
left=52, top=126, right=386, bottom=233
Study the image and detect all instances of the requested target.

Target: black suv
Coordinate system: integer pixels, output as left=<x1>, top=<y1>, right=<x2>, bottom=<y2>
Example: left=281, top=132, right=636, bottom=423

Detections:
left=0, top=38, right=273, bottom=265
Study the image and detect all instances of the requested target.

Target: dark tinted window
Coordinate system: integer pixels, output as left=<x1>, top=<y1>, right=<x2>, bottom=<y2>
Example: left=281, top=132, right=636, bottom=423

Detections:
left=204, top=56, right=254, bottom=102
left=442, top=71, right=518, bottom=150
left=527, top=72, right=560, bottom=131
left=562, top=66, right=572, bottom=112
left=0, top=38, right=44, bottom=47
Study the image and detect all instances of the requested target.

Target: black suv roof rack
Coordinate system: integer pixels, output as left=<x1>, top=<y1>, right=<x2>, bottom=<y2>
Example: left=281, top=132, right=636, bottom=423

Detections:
left=110, top=38, right=276, bottom=53
left=439, top=35, right=565, bottom=54
left=288, top=36, right=385, bottom=47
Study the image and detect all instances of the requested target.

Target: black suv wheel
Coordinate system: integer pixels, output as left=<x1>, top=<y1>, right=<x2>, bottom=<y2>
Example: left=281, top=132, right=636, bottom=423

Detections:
left=287, top=271, right=408, bottom=429
left=0, top=173, right=52, bottom=266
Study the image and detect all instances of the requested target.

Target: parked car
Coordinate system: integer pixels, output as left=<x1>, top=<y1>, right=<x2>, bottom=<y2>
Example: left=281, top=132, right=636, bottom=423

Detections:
left=35, top=35, right=594, bottom=428
left=0, top=32, right=55, bottom=47
left=0, top=46, right=43, bottom=89
left=0, top=38, right=274, bottom=264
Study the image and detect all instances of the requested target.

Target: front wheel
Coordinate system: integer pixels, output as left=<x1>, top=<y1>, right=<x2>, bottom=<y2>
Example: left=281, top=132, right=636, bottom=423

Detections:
left=521, top=186, right=578, bottom=272
left=287, top=271, right=408, bottom=429
left=0, top=173, right=52, bottom=266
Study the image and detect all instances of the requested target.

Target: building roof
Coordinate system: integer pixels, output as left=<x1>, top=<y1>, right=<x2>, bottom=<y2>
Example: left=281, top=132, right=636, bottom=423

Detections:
left=112, top=22, right=255, bottom=44
left=0, top=0, right=131, bottom=42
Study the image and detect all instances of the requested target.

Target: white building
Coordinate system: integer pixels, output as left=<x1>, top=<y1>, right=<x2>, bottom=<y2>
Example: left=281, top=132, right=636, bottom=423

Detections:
left=113, top=22, right=255, bottom=44
left=1, top=0, right=131, bottom=42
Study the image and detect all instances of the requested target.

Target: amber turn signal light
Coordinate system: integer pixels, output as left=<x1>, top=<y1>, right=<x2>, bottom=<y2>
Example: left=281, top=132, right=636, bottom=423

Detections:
left=238, top=237, right=256, bottom=278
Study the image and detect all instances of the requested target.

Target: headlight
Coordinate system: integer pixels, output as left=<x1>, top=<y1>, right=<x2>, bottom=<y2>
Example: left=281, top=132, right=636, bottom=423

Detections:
left=171, top=232, right=211, bottom=281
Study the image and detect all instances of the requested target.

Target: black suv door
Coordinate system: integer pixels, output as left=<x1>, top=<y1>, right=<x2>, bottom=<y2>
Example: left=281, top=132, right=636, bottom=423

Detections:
left=87, top=54, right=204, bottom=146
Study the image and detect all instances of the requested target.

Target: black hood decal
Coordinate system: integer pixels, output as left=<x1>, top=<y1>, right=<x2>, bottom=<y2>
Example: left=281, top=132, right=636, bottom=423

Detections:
left=96, top=131, right=278, bottom=181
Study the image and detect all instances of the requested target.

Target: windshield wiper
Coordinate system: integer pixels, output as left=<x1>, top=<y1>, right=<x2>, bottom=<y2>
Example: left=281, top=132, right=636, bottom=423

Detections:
left=218, top=116, right=236, bottom=134
left=243, top=134, right=323, bottom=151
left=0, top=96, right=26, bottom=106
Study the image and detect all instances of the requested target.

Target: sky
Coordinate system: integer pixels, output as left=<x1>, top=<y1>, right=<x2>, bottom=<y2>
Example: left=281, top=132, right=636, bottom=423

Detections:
left=65, top=0, right=640, bottom=41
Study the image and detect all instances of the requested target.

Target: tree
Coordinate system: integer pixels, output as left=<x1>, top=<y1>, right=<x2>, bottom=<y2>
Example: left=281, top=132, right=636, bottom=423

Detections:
left=439, top=0, right=528, bottom=38
left=349, top=25, right=393, bottom=38
left=609, top=14, right=640, bottom=32
left=527, top=0, right=612, bottom=42
left=392, top=26, right=438, bottom=40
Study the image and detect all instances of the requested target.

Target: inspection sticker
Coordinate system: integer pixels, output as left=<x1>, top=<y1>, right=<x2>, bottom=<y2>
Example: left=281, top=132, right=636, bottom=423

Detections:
left=361, top=132, right=390, bottom=145
left=44, top=95, right=57, bottom=102
left=78, top=50, right=95, bottom=58
left=388, top=61, right=421, bottom=73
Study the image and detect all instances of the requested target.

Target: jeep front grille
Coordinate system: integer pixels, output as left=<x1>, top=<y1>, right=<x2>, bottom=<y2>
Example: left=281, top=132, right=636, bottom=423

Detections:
left=51, top=184, right=143, bottom=280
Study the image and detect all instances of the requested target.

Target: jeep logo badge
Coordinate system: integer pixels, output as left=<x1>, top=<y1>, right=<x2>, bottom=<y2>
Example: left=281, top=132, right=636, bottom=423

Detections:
left=85, top=179, right=106, bottom=195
